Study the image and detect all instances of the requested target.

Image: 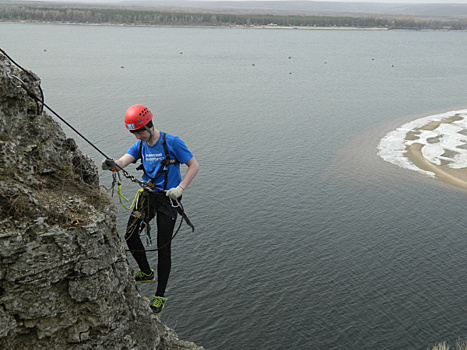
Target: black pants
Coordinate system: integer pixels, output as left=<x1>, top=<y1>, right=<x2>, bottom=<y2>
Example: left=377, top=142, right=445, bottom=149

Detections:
left=125, top=190, right=177, bottom=297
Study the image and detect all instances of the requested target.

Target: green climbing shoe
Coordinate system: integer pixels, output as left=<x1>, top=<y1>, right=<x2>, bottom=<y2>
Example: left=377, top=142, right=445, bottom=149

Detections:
left=150, top=296, right=167, bottom=314
left=135, top=269, right=155, bottom=283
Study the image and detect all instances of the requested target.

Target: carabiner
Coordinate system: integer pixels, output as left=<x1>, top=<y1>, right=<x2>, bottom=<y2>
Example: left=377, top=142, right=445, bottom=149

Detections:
left=169, top=197, right=180, bottom=208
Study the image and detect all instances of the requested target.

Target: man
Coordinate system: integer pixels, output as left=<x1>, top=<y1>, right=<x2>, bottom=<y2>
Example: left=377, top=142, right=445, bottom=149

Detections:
left=102, top=104, right=199, bottom=314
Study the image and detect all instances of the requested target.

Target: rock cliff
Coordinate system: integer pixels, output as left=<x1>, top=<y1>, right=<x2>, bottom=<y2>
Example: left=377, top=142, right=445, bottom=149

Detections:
left=0, top=52, right=203, bottom=349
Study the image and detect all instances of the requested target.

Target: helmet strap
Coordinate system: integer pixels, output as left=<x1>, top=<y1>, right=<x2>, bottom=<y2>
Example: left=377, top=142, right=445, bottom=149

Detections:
left=144, top=126, right=155, bottom=145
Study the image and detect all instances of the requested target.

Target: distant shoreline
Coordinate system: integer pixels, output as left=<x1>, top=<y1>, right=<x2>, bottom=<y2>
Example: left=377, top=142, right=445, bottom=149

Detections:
left=5, top=21, right=465, bottom=32
left=7, top=20, right=460, bottom=32
left=0, top=19, right=389, bottom=31
left=2, top=2, right=466, bottom=31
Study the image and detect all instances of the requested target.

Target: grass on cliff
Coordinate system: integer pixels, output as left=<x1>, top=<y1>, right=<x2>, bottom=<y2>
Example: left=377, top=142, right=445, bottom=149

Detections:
left=0, top=162, right=110, bottom=228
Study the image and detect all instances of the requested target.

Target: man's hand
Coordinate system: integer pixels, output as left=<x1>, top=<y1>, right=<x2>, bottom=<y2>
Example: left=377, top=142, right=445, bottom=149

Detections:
left=101, top=158, right=117, bottom=171
left=166, top=185, right=184, bottom=200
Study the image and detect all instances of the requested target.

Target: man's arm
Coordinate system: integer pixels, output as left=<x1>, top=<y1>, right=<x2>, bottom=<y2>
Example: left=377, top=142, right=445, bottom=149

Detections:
left=179, top=157, right=199, bottom=189
left=115, top=153, right=136, bottom=170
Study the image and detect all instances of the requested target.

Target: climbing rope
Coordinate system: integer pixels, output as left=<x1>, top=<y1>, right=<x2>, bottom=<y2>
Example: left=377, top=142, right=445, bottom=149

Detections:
left=1, top=47, right=152, bottom=191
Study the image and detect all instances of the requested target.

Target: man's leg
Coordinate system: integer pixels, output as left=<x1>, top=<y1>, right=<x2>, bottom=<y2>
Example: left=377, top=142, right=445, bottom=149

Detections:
left=125, top=194, right=155, bottom=280
left=155, top=211, right=177, bottom=297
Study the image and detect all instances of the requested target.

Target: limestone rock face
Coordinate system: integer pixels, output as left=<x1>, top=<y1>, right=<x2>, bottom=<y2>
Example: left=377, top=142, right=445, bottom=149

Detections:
left=0, top=53, right=203, bottom=350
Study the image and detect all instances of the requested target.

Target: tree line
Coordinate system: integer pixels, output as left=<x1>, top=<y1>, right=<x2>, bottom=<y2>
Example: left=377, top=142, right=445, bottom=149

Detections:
left=0, top=5, right=465, bottom=30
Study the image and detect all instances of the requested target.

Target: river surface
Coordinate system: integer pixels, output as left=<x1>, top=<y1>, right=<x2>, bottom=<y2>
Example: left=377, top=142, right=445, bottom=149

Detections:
left=1, top=23, right=467, bottom=349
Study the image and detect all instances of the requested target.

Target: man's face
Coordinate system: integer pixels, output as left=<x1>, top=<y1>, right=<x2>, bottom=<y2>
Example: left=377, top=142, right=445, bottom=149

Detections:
left=132, top=129, right=151, bottom=142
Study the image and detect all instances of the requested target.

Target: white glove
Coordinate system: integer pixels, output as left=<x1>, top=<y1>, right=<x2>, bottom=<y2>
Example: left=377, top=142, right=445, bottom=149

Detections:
left=101, top=158, right=116, bottom=171
left=166, top=185, right=184, bottom=200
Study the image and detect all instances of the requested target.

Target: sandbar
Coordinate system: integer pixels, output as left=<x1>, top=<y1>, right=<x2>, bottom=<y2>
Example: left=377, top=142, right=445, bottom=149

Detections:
left=403, top=114, right=467, bottom=190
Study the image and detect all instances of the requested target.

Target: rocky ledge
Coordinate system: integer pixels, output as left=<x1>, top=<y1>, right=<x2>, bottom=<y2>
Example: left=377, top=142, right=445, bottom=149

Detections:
left=0, top=52, right=203, bottom=349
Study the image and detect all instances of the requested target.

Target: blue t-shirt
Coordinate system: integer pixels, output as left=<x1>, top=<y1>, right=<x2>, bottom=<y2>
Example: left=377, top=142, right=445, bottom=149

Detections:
left=127, top=132, right=193, bottom=191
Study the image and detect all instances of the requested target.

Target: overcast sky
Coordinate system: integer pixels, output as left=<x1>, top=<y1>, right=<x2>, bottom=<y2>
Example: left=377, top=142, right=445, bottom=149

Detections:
left=28, top=0, right=467, bottom=3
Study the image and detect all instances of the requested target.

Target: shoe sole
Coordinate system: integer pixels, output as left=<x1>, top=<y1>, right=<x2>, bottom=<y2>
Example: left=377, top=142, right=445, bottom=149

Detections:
left=150, top=306, right=165, bottom=314
left=136, top=279, right=155, bottom=283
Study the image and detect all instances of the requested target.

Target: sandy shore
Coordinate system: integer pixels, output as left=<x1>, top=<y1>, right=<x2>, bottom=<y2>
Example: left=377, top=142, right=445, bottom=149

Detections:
left=404, top=115, right=467, bottom=190
left=255, top=25, right=388, bottom=31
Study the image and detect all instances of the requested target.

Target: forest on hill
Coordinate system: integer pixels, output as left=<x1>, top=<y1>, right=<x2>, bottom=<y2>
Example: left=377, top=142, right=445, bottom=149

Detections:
left=0, top=4, right=466, bottom=30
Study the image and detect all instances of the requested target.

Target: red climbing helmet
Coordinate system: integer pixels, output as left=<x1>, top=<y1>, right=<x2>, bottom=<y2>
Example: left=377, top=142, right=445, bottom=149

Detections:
left=124, top=104, right=153, bottom=132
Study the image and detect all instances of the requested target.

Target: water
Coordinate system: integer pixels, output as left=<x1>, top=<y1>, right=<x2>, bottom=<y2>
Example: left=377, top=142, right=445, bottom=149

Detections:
left=2, top=23, right=467, bottom=349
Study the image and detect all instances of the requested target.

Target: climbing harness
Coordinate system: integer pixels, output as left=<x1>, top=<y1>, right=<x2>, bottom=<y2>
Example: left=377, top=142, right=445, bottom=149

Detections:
left=121, top=185, right=194, bottom=253
left=136, top=132, right=179, bottom=191
left=1, top=48, right=195, bottom=252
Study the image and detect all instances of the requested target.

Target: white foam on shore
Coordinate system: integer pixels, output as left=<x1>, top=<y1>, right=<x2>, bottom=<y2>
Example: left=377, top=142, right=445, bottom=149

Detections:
left=377, top=109, right=467, bottom=177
